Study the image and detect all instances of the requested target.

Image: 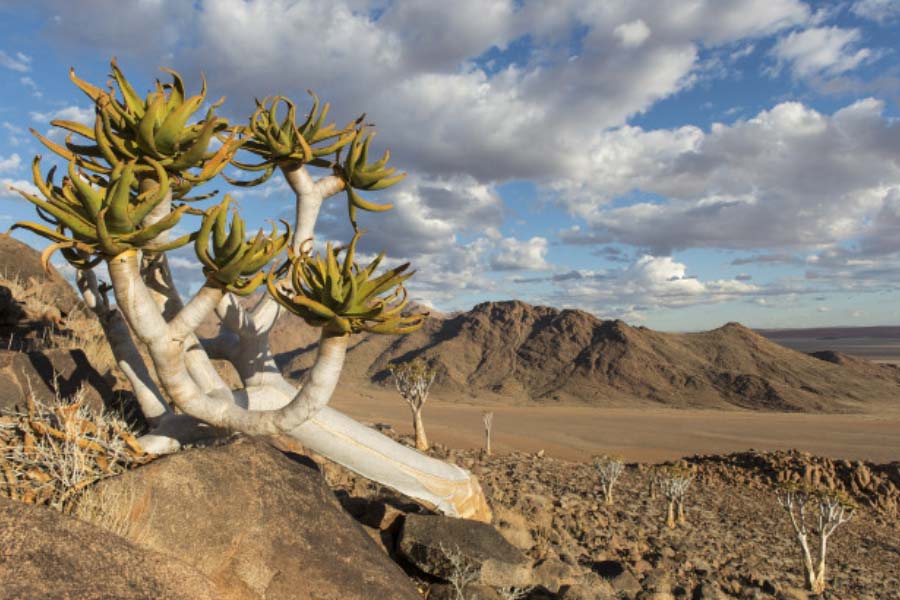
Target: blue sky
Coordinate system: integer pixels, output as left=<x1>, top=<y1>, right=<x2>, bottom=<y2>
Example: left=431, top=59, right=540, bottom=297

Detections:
left=1, top=0, right=900, bottom=331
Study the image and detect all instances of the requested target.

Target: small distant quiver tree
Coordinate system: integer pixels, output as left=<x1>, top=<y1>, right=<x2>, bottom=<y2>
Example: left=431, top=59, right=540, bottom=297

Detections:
left=593, top=454, right=625, bottom=505
left=775, top=483, right=855, bottom=594
left=6, top=59, right=490, bottom=521
left=482, top=411, right=493, bottom=457
left=657, top=465, right=693, bottom=528
left=389, top=357, right=436, bottom=451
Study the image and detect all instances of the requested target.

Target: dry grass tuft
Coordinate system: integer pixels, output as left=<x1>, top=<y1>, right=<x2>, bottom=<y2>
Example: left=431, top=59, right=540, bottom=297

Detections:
left=0, top=386, right=153, bottom=512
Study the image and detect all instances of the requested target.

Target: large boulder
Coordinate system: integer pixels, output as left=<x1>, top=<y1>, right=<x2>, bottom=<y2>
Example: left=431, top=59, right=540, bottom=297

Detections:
left=0, top=497, right=234, bottom=600
left=397, top=513, right=533, bottom=588
left=91, top=437, right=422, bottom=600
left=0, top=236, right=81, bottom=315
left=0, top=348, right=113, bottom=414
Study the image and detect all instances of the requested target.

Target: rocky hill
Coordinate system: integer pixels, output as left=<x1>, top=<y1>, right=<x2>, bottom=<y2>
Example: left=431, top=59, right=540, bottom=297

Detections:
left=272, top=300, right=900, bottom=413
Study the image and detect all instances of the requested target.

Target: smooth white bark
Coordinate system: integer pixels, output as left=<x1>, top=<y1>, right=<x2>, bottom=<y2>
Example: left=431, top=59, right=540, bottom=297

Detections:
left=292, top=406, right=491, bottom=520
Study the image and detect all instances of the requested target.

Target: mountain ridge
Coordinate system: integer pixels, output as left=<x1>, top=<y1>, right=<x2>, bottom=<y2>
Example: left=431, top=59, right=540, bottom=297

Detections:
left=270, top=299, right=900, bottom=413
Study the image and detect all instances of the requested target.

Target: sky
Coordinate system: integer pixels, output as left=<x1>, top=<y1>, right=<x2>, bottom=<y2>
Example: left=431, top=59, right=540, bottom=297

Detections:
left=1, top=0, right=900, bottom=331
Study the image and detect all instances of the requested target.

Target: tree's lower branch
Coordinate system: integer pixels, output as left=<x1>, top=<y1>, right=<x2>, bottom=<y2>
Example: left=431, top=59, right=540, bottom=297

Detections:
left=286, top=406, right=491, bottom=522
left=76, top=267, right=172, bottom=424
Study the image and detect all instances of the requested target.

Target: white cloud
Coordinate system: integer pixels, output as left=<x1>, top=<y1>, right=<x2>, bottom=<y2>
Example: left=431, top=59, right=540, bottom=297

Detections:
left=17, top=0, right=809, bottom=188
left=1, top=178, right=39, bottom=198
left=851, top=0, right=900, bottom=23
left=490, top=236, right=550, bottom=271
left=558, top=99, right=900, bottom=254
left=0, top=153, right=21, bottom=173
left=614, top=19, right=651, bottom=49
left=0, top=50, right=30, bottom=72
left=771, top=27, right=875, bottom=79
left=30, top=105, right=94, bottom=126
left=535, top=254, right=759, bottom=315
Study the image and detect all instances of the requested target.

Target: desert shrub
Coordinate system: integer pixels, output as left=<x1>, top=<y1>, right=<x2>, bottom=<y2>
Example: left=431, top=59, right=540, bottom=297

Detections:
left=439, top=542, right=480, bottom=600
left=0, top=387, right=150, bottom=512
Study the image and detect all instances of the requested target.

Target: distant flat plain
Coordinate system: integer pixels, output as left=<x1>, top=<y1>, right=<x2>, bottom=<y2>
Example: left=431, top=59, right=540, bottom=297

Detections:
left=757, top=325, right=900, bottom=363
left=332, top=327, right=900, bottom=464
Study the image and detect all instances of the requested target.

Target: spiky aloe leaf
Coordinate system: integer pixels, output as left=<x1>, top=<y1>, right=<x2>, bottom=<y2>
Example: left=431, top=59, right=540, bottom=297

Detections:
left=267, top=230, right=426, bottom=335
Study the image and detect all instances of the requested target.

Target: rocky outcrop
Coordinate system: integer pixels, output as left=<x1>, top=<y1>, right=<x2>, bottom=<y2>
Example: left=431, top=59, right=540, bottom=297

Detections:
left=397, top=513, right=533, bottom=588
left=91, top=437, right=422, bottom=600
left=0, top=497, right=233, bottom=600
left=0, top=348, right=114, bottom=414
left=0, top=236, right=82, bottom=315
left=688, top=449, right=900, bottom=518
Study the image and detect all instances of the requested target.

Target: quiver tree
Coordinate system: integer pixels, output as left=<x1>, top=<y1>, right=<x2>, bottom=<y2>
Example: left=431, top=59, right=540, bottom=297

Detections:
left=593, top=454, right=625, bottom=505
left=647, top=466, right=661, bottom=500
left=776, top=483, right=856, bottom=594
left=389, top=357, right=436, bottom=451
left=6, top=59, right=490, bottom=521
left=482, top=411, right=493, bottom=457
left=657, top=465, right=693, bottom=528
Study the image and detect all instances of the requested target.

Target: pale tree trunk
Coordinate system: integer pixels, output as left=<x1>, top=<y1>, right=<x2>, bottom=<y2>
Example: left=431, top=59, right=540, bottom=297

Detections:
left=800, top=537, right=817, bottom=593
left=677, top=499, right=686, bottom=525
left=666, top=500, right=676, bottom=529
left=412, top=408, right=428, bottom=451
left=810, top=532, right=828, bottom=594
left=482, top=411, right=493, bottom=457
left=604, top=484, right=613, bottom=505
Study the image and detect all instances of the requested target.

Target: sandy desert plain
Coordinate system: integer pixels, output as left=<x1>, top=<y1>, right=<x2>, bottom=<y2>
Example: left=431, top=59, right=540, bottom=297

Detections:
left=331, top=386, right=900, bottom=464
left=331, top=329, right=900, bottom=464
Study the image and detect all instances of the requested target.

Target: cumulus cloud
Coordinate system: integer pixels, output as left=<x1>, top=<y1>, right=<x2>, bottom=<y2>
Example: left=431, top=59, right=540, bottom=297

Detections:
left=490, top=236, right=550, bottom=271
left=30, top=105, right=94, bottom=126
left=2, top=122, right=28, bottom=147
left=558, top=99, right=900, bottom=254
left=16, top=0, right=809, bottom=186
left=530, top=254, right=759, bottom=317
left=15, top=0, right=894, bottom=320
left=19, top=76, right=42, bottom=98
left=770, top=26, right=875, bottom=79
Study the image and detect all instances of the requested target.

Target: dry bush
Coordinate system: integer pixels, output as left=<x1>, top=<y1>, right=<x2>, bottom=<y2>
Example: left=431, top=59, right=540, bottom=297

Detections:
left=0, top=386, right=152, bottom=512
left=439, top=543, right=480, bottom=600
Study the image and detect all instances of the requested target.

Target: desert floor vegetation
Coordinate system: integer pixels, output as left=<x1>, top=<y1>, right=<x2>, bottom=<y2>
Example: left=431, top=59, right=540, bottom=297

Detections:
left=0, top=387, right=149, bottom=512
